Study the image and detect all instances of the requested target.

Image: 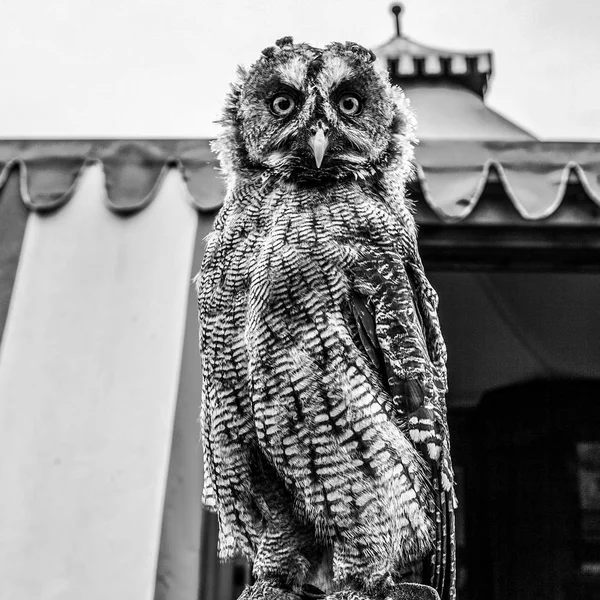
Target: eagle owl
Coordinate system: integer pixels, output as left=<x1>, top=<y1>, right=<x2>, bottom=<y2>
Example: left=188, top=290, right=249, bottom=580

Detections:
left=196, top=38, right=456, bottom=600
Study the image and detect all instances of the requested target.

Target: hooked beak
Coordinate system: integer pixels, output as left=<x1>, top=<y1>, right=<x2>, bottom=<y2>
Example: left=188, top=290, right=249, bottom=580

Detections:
left=308, top=128, right=329, bottom=169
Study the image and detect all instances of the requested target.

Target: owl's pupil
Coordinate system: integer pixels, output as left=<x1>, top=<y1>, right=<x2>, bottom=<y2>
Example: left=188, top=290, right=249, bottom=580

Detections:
left=278, top=98, right=290, bottom=110
left=343, top=99, right=354, bottom=111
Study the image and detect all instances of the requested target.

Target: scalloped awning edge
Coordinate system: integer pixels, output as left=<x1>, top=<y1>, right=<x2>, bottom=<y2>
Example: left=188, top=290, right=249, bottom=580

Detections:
left=1, top=139, right=600, bottom=222
left=0, top=157, right=224, bottom=216
left=416, top=159, right=600, bottom=221
left=0, top=140, right=222, bottom=215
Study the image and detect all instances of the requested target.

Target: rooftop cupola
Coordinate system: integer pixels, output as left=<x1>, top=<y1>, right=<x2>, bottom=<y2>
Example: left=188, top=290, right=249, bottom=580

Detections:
left=373, top=4, right=535, bottom=140
left=375, top=4, right=493, bottom=99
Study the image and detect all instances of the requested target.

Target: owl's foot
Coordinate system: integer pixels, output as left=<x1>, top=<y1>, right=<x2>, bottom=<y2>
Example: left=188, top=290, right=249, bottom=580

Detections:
left=317, top=571, right=395, bottom=600
left=385, top=583, right=440, bottom=600
left=315, top=581, right=438, bottom=600
left=237, top=578, right=300, bottom=600
left=322, top=592, right=373, bottom=600
left=319, top=582, right=381, bottom=600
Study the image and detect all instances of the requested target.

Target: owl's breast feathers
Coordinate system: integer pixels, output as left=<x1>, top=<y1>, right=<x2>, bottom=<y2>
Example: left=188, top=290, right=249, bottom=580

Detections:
left=197, top=177, right=455, bottom=590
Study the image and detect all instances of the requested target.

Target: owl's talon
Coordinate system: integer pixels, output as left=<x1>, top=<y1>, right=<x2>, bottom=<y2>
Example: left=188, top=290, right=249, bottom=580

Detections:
left=322, top=592, right=374, bottom=600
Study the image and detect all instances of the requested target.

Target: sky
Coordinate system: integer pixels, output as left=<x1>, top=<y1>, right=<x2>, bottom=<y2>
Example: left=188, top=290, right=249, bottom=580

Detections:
left=2, top=0, right=599, bottom=140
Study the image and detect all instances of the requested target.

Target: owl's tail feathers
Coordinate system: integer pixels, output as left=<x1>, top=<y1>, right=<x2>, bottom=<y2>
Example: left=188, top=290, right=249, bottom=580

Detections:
left=423, top=482, right=456, bottom=600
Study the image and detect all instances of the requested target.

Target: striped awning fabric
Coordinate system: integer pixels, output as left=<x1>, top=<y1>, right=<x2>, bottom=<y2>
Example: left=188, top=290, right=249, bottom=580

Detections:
left=0, top=138, right=599, bottom=600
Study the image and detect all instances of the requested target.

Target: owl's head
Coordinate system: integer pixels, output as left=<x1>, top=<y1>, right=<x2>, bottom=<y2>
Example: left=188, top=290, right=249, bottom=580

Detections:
left=215, top=37, right=415, bottom=185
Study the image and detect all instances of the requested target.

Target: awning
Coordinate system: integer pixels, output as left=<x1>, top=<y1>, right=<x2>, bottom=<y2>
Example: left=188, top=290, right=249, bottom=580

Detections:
left=1, top=139, right=598, bottom=222
left=0, top=162, right=202, bottom=600
left=0, top=139, right=223, bottom=214
left=1, top=138, right=599, bottom=600
left=2, top=139, right=599, bottom=282
left=413, top=140, right=600, bottom=223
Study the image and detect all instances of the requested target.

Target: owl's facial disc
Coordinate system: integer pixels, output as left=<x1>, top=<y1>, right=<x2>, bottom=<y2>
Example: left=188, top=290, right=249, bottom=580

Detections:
left=219, top=39, right=414, bottom=184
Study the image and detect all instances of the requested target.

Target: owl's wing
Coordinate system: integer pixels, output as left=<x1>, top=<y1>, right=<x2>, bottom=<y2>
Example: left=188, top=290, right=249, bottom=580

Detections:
left=350, top=253, right=456, bottom=600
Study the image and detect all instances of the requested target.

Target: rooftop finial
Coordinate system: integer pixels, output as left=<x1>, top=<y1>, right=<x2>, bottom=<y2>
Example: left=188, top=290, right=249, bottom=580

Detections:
left=391, top=4, right=403, bottom=37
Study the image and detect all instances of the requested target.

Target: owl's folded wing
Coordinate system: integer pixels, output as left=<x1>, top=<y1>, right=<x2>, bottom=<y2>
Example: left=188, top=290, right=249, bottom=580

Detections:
left=349, top=255, right=456, bottom=600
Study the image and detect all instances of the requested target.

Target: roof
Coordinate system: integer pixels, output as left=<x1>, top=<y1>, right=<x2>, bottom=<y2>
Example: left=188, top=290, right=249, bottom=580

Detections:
left=402, top=83, right=535, bottom=141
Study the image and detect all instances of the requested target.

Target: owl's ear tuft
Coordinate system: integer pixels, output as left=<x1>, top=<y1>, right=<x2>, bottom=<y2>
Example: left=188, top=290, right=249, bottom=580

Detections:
left=275, top=36, right=294, bottom=48
left=261, top=46, right=276, bottom=58
left=343, top=42, right=376, bottom=63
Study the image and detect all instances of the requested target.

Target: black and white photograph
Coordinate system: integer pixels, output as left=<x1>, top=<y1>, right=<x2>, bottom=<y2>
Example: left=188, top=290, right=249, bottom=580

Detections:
left=0, top=2, right=599, bottom=600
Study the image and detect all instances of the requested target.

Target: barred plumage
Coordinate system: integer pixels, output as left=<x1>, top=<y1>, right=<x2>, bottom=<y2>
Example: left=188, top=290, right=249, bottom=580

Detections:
left=196, top=37, right=456, bottom=600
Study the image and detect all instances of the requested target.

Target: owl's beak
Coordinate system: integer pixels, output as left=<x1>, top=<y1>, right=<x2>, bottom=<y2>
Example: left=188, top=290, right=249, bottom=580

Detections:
left=308, top=128, right=329, bottom=169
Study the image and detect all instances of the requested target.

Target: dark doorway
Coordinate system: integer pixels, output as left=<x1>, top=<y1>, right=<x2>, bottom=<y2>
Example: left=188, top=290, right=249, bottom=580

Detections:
left=467, top=379, right=600, bottom=600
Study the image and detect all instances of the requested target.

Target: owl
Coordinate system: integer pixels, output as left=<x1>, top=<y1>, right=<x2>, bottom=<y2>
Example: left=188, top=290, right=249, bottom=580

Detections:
left=196, top=37, right=456, bottom=600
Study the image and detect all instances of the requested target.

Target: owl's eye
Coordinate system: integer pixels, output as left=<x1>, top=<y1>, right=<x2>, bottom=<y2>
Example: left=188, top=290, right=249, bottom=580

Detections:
left=338, top=93, right=363, bottom=116
left=270, top=93, right=296, bottom=117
